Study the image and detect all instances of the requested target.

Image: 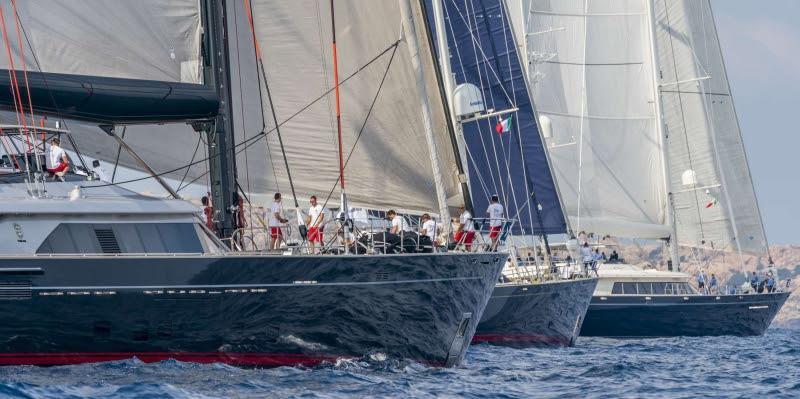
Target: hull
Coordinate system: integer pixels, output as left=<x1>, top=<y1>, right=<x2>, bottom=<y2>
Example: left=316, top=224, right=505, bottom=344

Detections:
left=580, top=292, right=790, bottom=337
left=473, top=278, right=598, bottom=348
left=0, top=252, right=505, bottom=367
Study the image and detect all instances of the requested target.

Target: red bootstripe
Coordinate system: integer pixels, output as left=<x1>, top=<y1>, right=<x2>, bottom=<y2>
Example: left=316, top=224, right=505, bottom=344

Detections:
left=0, top=352, right=347, bottom=366
left=472, top=334, right=570, bottom=346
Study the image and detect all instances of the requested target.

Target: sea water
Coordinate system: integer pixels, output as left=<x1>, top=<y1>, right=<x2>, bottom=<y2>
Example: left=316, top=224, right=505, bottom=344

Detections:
left=0, top=328, right=797, bottom=398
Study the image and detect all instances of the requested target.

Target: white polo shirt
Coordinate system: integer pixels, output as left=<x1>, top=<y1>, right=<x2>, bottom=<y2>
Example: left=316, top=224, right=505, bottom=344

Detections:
left=421, top=219, right=437, bottom=241
left=268, top=201, right=284, bottom=227
left=460, top=210, right=474, bottom=232
left=487, top=202, right=504, bottom=227
left=391, top=215, right=412, bottom=232
left=308, top=204, right=324, bottom=227
left=49, top=146, right=66, bottom=168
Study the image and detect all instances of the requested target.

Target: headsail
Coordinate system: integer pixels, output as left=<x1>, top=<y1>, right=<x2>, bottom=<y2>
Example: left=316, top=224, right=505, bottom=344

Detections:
left=240, top=0, right=462, bottom=212
left=522, top=0, right=670, bottom=239
left=652, top=0, right=768, bottom=255
left=426, top=0, right=568, bottom=235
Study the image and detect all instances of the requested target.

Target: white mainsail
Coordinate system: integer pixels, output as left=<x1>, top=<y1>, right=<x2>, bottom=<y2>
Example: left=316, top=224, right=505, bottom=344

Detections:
left=517, top=0, right=769, bottom=258
left=521, top=0, right=670, bottom=239
left=652, top=0, right=768, bottom=255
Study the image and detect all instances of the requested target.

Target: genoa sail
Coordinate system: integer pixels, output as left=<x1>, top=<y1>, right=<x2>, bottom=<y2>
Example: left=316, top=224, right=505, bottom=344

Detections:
left=425, top=0, right=568, bottom=235
left=652, top=0, right=768, bottom=255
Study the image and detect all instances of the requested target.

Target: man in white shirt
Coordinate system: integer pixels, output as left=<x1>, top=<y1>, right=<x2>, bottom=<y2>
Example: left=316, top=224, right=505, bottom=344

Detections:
left=419, top=213, right=438, bottom=247
left=486, top=195, right=504, bottom=248
left=387, top=210, right=411, bottom=235
left=47, top=137, right=69, bottom=179
left=580, top=242, right=593, bottom=277
left=454, top=205, right=475, bottom=251
left=268, top=192, right=289, bottom=250
left=91, top=160, right=110, bottom=182
left=306, top=195, right=325, bottom=254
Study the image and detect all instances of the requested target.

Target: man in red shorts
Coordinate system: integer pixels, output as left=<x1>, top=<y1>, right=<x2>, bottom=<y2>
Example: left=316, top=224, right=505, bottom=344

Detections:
left=268, top=192, right=288, bottom=250
left=486, top=195, right=504, bottom=249
left=306, top=195, right=325, bottom=254
left=453, top=204, right=475, bottom=251
left=47, top=137, right=69, bottom=178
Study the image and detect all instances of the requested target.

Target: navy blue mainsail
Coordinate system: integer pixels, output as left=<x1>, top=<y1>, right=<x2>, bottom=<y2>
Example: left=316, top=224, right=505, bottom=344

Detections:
left=424, top=0, right=567, bottom=235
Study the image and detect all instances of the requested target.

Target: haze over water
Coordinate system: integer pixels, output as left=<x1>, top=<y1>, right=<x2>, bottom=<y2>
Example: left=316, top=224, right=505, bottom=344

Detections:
left=0, top=328, right=796, bottom=398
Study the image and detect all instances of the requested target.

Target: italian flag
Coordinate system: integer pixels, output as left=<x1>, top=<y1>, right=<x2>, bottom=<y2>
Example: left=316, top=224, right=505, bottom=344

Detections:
left=495, top=115, right=512, bottom=134
left=705, top=198, right=718, bottom=208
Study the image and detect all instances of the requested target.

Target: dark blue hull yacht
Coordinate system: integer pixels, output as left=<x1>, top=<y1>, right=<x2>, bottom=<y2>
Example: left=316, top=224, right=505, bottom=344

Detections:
left=474, top=278, right=598, bottom=347
left=579, top=263, right=789, bottom=338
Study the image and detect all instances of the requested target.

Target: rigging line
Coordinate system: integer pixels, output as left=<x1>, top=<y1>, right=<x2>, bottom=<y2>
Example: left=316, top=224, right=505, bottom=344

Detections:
left=243, top=0, right=299, bottom=211
left=315, top=0, right=337, bottom=146
left=318, top=43, right=399, bottom=216
left=661, top=0, right=706, bottom=243
left=447, top=0, right=515, bottom=105
left=86, top=40, right=401, bottom=191
left=241, top=0, right=280, bottom=192
left=0, top=6, right=27, bottom=152
left=176, top=132, right=203, bottom=192
left=232, top=0, right=254, bottom=228
left=329, top=0, right=346, bottom=193
left=449, top=1, right=501, bottom=199
left=575, top=0, right=589, bottom=236
left=10, top=0, right=39, bottom=164
left=110, top=126, right=126, bottom=183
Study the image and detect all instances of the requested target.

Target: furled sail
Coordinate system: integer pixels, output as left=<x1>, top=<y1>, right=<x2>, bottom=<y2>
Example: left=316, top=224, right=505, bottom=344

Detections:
left=652, top=0, right=768, bottom=255
left=0, top=0, right=215, bottom=123
left=425, top=0, right=568, bottom=235
left=521, top=0, right=671, bottom=239
left=242, top=0, right=462, bottom=212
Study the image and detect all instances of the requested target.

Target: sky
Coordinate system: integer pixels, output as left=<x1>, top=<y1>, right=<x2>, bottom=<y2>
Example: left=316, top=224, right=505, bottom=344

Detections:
left=713, top=0, right=800, bottom=244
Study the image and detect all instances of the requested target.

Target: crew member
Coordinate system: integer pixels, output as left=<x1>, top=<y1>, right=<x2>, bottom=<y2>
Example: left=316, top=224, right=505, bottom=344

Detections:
left=486, top=195, right=504, bottom=248
left=750, top=271, right=759, bottom=293
left=454, top=205, right=475, bottom=251
left=47, top=137, right=69, bottom=179
left=697, top=270, right=707, bottom=294
left=419, top=213, right=438, bottom=247
left=307, top=195, right=325, bottom=254
left=269, top=193, right=289, bottom=250
left=201, top=196, right=215, bottom=232
left=387, top=210, right=411, bottom=235
left=580, top=242, right=592, bottom=276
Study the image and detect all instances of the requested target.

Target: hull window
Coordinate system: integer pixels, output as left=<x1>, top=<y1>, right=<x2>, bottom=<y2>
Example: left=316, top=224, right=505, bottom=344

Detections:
left=37, top=223, right=203, bottom=254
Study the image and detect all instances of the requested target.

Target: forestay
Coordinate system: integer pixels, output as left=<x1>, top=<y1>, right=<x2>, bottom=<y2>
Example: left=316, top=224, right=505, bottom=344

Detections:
left=244, top=0, right=462, bottom=212
left=521, top=0, right=670, bottom=239
left=652, top=0, right=768, bottom=255
left=427, top=0, right=568, bottom=235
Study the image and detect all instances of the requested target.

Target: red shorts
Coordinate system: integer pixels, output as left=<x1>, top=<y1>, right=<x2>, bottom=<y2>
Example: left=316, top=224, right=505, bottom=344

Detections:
left=270, top=227, right=283, bottom=239
left=489, top=225, right=501, bottom=239
left=47, top=163, right=68, bottom=174
left=308, top=226, right=323, bottom=243
left=454, top=230, right=475, bottom=248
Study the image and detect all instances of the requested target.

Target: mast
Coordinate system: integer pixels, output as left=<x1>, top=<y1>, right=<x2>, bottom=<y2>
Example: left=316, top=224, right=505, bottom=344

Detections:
left=200, top=0, right=238, bottom=240
left=646, top=0, right=680, bottom=270
left=329, top=0, right=350, bottom=253
left=399, top=0, right=451, bottom=230
left=426, top=0, right=473, bottom=214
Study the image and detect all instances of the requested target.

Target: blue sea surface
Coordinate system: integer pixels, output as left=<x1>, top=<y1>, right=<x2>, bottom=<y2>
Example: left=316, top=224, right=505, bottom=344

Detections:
left=0, top=328, right=797, bottom=398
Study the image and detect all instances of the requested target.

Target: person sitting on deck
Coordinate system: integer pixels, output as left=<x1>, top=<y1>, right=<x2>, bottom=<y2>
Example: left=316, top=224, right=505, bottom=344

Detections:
left=486, top=195, right=504, bottom=248
left=609, top=250, right=619, bottom=262
left=47, top=137, right=69, bottom=180
left=750, top=271, right=759, bottom=293
left=453, top=205, right=475, bottom=251
left=387, top=210, right=411, bottom=235
left=419, top=213, right=438, bottom=247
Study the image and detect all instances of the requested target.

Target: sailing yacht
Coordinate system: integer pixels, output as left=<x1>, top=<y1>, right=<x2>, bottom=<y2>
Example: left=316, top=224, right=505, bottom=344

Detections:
left=0, top=0, right=505, bottom=367
left=424, top=0, right=597, bottom=348
left=518, top=0, right=789, bottom=337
